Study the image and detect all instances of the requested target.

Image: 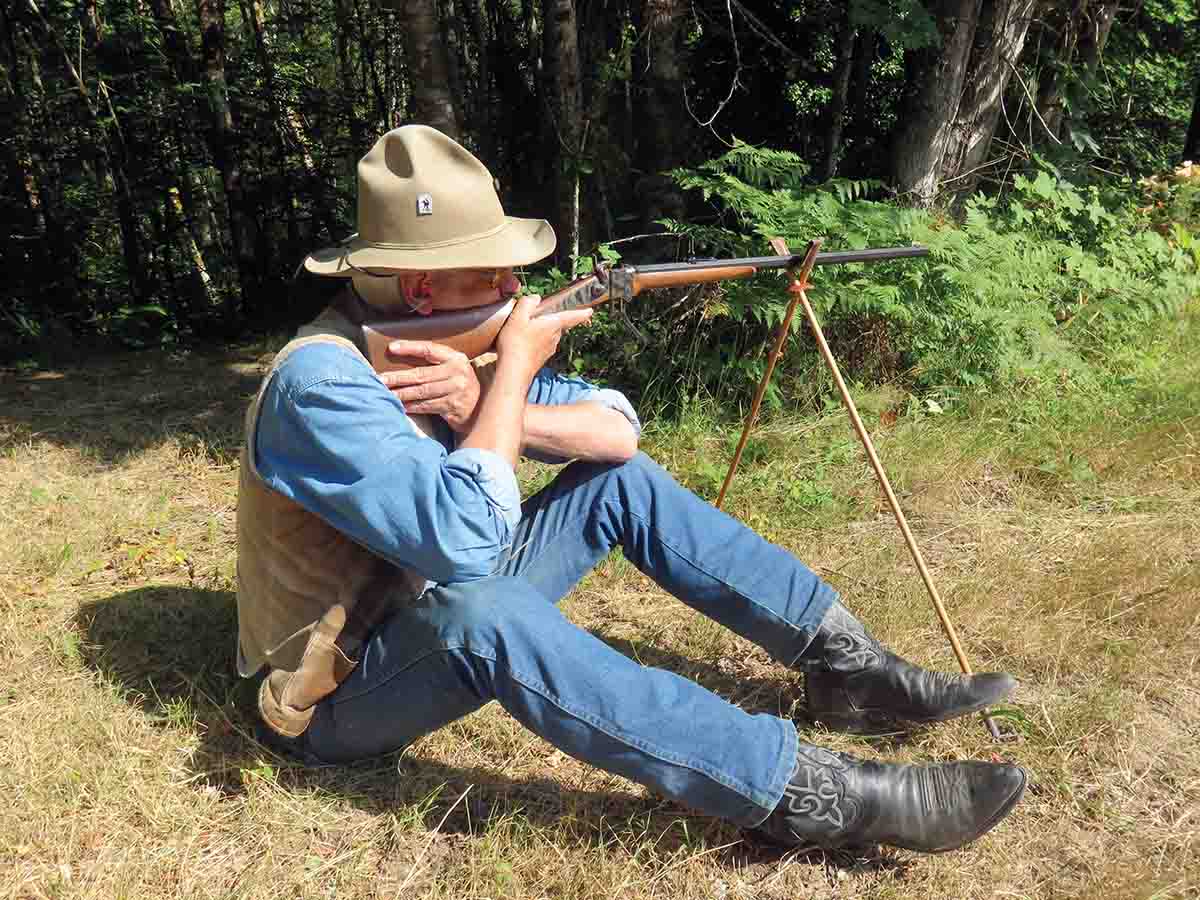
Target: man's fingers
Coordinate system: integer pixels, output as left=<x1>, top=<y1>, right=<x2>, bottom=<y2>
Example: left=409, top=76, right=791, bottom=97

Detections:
left=393, top=378, right=461, bottom=404
left=540, top=308, right=594, bottom=331
left=379, top=363, right=453, bottom=389
left=508, top=294, right=541, bottom=324
left=401, top=399, right=449, bottom=415
left=386, top=339, right=463, bottom=363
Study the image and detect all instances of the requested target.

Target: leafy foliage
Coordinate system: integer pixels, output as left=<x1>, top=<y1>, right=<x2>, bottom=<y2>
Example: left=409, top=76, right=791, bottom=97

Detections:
left=563, top=141, right=1199, bottom=412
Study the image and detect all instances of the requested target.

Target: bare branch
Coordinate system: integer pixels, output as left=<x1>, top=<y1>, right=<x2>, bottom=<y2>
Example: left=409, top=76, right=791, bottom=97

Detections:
left=682, top=0, right=740, bottom=134
left=1001, top=54, right=1062, bottom=145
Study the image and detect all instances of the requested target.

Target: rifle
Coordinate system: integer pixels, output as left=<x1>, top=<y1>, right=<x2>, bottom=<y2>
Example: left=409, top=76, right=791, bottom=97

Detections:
left=357, top=245, right=929, bottom=373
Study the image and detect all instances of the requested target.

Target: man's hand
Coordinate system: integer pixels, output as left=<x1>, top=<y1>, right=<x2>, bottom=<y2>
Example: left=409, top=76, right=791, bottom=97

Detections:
left=380, top=341, right=481, bottom=432
left=458, top=295, right=593, bottom=468
left=495, top=295, right=593, bottom=380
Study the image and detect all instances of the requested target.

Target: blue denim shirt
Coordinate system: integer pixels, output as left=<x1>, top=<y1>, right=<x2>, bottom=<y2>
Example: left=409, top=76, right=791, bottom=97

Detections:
left=253, top=341, right=640, bottom=584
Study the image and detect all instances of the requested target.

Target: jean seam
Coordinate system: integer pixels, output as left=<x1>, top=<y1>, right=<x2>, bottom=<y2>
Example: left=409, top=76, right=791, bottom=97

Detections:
left=466, top=643, right=774, bottom=807
left=329, top=636, right=772, bottom=810
left=515, top=491, right=828, bottom=652
left=329, top=644, right=455, bottom=706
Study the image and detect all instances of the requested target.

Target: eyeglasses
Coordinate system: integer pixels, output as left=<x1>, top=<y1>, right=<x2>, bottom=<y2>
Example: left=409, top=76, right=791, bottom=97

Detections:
left=344, top=260, right=508, bottom=288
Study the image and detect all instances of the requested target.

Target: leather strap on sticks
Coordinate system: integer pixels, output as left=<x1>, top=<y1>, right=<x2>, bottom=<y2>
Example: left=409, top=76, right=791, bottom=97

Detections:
left=717, top=236, right=1004, bottom=741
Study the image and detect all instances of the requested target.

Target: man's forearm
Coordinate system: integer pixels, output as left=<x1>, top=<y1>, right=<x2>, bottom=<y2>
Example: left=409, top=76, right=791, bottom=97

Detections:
left=522, top=403, right=638, bottom=463
left=458, top=361, right=531, bottom=468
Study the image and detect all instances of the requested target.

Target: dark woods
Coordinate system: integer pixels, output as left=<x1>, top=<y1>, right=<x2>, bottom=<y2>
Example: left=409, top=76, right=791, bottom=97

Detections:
left=2, top=0, right=1198, bottom=354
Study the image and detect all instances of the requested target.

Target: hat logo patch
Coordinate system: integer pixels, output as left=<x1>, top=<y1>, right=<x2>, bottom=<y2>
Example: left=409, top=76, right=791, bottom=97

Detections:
left=416, top=193, right=433, bottom=216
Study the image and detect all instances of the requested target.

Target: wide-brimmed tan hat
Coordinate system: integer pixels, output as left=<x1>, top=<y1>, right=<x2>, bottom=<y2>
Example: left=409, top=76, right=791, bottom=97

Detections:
left=304, top=125, right=556, bottom=275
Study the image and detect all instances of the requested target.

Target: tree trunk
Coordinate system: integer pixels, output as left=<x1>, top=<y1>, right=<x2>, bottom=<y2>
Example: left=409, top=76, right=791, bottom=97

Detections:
left=195, top=0, right=254, bottom=314
left=1185, top=74, right=1200, bottom=163
left=1, top=6, right=45, bottom=241
left=821, top=16, right=858, bottom=182
left=849, top=30, right=876, bottom=114
left=470, top=0, right=492, bottom=160
left=1076, top=0, right=1118, bottom=77
left=332, top=0, right=364, bottom=180
left=168, top=185, right=220, bottom=310
left=542, top=0, right=582, bottom=264
left=352, top=0, right=385, bottom=126
left=0, top=1, right=54, bottom=310
left=631, top=0, right=687, bottom=235
left=892, top=0, right=984, bottom=205
left=241, top=0, right=337, bottom=242
left=523, top=0, right=537, bottom=62
left=395, top=0, right=461, bottom=137
left=79, top=0, right=101, bottom=50
left=488, top=0, right=541, bottom=206
left=939, top=0, right=1036, bottom=191
left=638, top=0, right=686, bottom=174
left=147, top=0, right=218, bottom=257
left=27, top=0, right=149, bottom=302
left=1035, top=0, right=1117, bottom=143
left=148, top=0, right=194, bottom=79
left=440, top=0, right=467, bottom=125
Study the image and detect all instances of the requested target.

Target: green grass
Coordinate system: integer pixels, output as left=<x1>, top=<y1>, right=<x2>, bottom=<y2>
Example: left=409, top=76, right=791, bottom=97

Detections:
left=0, top=307, right=1197, bottom=899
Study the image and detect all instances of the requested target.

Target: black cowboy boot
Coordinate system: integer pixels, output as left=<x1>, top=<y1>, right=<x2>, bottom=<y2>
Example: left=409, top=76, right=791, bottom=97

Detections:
left=797, top=601, right=1016, bottom=733
left=755, top=744, right=1027, bottom=852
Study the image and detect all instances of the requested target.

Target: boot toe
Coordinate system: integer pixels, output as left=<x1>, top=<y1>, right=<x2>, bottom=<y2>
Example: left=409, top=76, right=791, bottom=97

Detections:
left=973, top=672, right=1018, bottom=705
left=915, top=670, right=1019, bottom=723
left=967, top=763, right=1026, bottom=841
left=927, top=761, right=1026, bottom=852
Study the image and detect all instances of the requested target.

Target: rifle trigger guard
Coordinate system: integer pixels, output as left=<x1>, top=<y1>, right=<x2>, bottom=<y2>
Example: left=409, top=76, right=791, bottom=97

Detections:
left=603, top=266, right=646, bottom=345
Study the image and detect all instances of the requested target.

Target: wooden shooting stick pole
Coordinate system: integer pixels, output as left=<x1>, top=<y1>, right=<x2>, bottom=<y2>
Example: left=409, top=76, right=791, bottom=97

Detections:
left=718, top=236, right=1003, bottom=741
left=714, top=240, right=823, bottom=509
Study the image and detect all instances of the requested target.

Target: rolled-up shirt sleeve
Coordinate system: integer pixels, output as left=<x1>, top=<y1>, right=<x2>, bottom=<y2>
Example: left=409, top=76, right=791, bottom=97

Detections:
left=526, top=366, right=641, bottom=435
left=520, top=367, right=641, bottom=464
left=253, top=342, right=519, bottom=584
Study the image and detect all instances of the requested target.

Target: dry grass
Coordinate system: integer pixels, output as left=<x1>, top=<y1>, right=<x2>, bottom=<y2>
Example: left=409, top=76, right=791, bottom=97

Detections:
left=1, top=321, right=1198, bottom=900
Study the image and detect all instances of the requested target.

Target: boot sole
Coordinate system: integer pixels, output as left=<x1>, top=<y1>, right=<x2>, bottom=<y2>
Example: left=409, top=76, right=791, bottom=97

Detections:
left=807, top=678, right=1016, bottom=735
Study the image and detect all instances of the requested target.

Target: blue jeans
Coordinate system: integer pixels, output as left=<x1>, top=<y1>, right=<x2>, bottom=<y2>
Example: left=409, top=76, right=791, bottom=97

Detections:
left=306, top=453, right=837, bottom=827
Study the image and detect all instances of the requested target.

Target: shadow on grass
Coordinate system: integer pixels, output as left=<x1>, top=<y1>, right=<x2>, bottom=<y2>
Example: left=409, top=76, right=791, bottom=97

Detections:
left=75, top=584, right=915, bottom=872
left=0, top=347, right=267, bottom=464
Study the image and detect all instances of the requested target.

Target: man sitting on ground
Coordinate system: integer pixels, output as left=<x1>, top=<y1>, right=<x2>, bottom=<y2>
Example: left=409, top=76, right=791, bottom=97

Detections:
left=235, top=124, right=1026, bottom=852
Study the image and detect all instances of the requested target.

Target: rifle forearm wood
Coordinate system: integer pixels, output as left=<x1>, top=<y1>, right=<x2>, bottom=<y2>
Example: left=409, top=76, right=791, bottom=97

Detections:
left=633, top=266, right=757, bottom=291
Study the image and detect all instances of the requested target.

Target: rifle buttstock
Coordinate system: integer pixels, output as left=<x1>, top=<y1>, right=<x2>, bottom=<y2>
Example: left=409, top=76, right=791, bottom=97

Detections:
left=361, top=298, right=516, bottom=373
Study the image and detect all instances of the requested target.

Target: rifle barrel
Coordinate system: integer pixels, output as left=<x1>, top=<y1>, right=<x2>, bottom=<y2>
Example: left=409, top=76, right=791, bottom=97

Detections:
left=633, top=245, right=928, bottom=273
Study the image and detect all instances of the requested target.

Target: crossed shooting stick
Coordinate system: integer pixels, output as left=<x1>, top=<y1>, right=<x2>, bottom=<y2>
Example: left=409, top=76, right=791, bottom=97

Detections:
left=716, top=237, right=1005, bottom=742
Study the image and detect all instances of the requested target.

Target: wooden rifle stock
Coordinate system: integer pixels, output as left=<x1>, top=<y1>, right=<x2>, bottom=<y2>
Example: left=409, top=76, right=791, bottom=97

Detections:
left=357, top=245, right=926, bottom=373
left=361, top=296, right=520, bottom=372
left=360, top=266, right=759, bottom=373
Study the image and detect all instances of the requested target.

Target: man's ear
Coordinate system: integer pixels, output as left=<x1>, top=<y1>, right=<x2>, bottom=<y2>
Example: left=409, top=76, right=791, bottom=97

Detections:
left=398, top=272, right=434, bottom=314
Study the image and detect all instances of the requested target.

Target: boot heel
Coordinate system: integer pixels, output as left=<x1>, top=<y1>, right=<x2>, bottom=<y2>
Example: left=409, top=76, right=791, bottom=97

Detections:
left=804, top=670, right=844, bottom=717
left=805, top=672, right=883, bottom=735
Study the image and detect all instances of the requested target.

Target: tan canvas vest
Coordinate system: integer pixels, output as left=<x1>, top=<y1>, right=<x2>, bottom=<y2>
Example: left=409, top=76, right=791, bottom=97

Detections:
left=236, top=306, right=429, bottom=737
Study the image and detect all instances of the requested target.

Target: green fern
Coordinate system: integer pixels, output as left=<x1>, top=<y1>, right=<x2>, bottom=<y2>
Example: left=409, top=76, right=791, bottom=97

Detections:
left=583, top=147, right=1200, bottom=408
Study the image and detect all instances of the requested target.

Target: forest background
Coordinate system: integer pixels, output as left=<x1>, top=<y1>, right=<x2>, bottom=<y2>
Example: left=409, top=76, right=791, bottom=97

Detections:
left=4, top=2, right=1200, bottom=897
left=3, top=0, right=1200, bottom=402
